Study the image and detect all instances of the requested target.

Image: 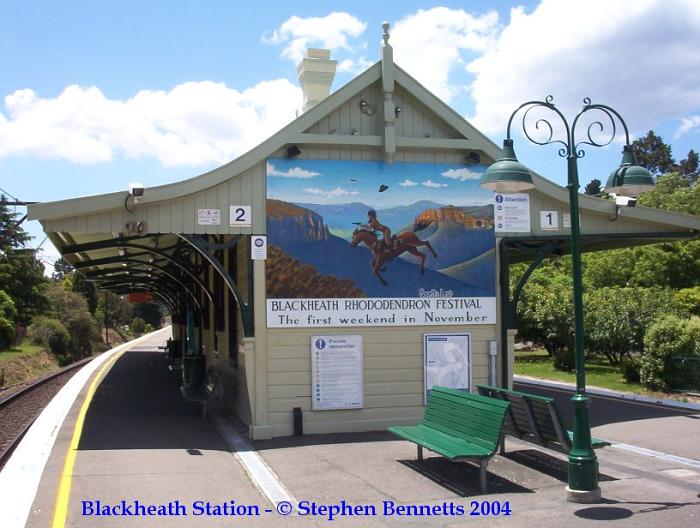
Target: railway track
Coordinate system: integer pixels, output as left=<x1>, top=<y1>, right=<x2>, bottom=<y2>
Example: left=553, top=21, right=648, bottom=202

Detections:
left=0, top=357, right=94, bottom=470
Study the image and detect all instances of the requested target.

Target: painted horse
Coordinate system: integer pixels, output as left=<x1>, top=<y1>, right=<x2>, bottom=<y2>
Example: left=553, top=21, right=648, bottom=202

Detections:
left=351, top=226, right=437, bottom=286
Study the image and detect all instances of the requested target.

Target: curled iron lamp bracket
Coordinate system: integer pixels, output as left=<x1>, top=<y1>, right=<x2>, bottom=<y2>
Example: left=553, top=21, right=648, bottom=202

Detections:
left=505, top=96, right=633, bottom=161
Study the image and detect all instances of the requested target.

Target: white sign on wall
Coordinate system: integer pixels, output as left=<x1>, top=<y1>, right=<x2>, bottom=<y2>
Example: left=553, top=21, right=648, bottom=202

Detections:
left=539, top=210, right=559, bottom=230
left=424, top=333, right=471, bottom=404
left=311, top=335, right=364, bottom=410
left=251, top=235, right=267, bottom=260
left=197, top=208, right=221, bottom=225
left=562, top=213, right=581, bottom=229
left=229, top=205, right=252, bottom=227
left=267, top=297, right=496, bottom=328
left=494, top=193, right=531, bottom=233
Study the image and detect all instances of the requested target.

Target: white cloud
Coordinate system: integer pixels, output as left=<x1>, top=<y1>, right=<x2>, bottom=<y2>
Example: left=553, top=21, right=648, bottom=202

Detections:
left=264, top=13, right=367, bottom=62
left=421, top=179, right=448, bottom=188
left=399, top=178, right=418, bottom=187
left=0, top=80, right=302, bottom=167
left=303, top=187, right=359, bottom=197
left=467, top=0, right=700, bottom=136
left=267, top=161, right=319, bottom=178
left=391, top=7, right=500, bottom=102
left=441, top=167, right=481, bottom=181
left=675, top=115, right=700, bottom=138
left=337, top=57, right=374, bottom=75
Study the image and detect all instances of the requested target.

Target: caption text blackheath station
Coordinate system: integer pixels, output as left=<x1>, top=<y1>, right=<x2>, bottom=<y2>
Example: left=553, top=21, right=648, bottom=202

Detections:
left=81, top=499, right=512, bottom=520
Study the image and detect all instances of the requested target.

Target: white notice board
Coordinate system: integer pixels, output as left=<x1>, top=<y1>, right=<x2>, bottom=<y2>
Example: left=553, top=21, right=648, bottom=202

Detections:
left=424, top=333, right=471, bottom=404
left=311, top=335, right=364, bottom=410
left=197, top=208, right=221, bottom=225
left=494, top=193, right=531, bottom=233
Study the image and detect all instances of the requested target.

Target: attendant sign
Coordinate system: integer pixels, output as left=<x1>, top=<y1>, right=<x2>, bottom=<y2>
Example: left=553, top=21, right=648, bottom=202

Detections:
left=494, top=193, right=531, bottom=233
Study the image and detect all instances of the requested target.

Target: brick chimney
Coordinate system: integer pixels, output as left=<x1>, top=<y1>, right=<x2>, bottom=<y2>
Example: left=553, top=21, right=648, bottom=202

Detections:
left=296, top=48, right=337, bottom=112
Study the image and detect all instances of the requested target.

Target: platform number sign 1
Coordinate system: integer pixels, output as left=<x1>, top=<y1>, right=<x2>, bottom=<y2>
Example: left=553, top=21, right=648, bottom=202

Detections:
left=229, top=205, right=252, bottom=227
left=539, top=210, right=559, bottom=231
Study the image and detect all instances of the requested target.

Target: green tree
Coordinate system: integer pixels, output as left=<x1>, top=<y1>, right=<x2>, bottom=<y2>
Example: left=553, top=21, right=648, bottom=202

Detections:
left=641, top=315, right=700, bottom=390
left=631, top=130, right=675, bottom=176
left=638, top=173, right=699, bottom=215
left=679, top=149, right=698, bottom=182
left=0, top=195, right=30, bottom=253
left=0, top=197, right=49, bottom=326
left=583, top=287, right=680, bottom=364
left=584, top=178, right=602, bottom=196
left=45, top=283, right=101, bottom=360
left=95, top=292, right=134, bottom=335
left=0, top=289, right=17, bottom=348
left=52, top=257, right=73, bottom=281
left=72, top=272, right=98, bottom=315
left=132, top=302, right=163, bottom=330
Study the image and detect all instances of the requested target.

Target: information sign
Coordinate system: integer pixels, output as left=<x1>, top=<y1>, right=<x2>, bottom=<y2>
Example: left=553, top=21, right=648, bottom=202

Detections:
left=494, top=193, right=531, bottom=233
left=311, top=335, right=364, bottom=410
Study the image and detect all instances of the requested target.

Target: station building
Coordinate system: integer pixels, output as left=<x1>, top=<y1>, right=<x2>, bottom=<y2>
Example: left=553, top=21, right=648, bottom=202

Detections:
left=27, top=26, right=700, bottom=440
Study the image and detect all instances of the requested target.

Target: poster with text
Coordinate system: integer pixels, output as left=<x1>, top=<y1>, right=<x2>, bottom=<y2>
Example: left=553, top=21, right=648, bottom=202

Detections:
left=266, top=159, right=496, bottom=328
left=424, top=333, right=471, bottom=403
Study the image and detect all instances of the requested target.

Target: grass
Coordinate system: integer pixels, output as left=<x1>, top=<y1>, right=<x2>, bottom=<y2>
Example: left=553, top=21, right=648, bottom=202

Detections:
left=0, top=342, right=60, bottom=389
left=0, top=343, right=45, bottom=363
left=515, top=348, right=644, bottom=393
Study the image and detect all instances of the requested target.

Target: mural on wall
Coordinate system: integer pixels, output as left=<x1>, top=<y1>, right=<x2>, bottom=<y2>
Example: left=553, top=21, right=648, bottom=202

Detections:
left=266, top=158, right=497, bottom=327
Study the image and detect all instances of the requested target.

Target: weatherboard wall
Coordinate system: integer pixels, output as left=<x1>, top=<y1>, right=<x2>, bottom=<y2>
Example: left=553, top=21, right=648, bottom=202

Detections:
left=302, top=82, right=460, bottom=140
left=262, top=146, right=499, bottom=438
left=40, top=163, right=267, bottom=235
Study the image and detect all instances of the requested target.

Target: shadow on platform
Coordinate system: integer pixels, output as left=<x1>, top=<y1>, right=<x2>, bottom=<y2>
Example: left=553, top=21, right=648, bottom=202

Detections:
left=78, top=350, right=228, bottom=452
left=503, top=449, right=617, bottom=483
left=399, top=457, right=532, bottom=496
left=513, top=382, right=699, bottom=428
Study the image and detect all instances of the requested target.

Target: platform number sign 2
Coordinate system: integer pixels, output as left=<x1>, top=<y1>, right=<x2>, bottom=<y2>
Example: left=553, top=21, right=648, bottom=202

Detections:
left=539, top=210, right=559, bottom=231
left=229, top=205, right=252, bottom=227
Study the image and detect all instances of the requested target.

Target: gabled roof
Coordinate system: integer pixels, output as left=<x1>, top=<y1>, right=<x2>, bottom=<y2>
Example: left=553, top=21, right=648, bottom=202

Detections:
left=27, top=45, right=699, bottom=242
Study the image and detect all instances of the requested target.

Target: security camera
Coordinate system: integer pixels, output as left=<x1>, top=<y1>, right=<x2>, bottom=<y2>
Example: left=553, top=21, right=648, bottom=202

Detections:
left=615, top=195, right=637, bottom=207
left=128, top=182, right=145, bottom=203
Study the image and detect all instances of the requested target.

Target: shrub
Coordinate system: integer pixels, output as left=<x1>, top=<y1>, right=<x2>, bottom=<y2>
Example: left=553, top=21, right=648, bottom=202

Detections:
left=641, top=315, right=700, bottom=390
left=0, top=290, right=17, bottom=349
left=517, top=274, right=573, bottom=361
left=675, top=286, right=700, bottom=316
left=583, top=287, right=680, bottom=364
left=553, top=347, right=575, bottom=372
left=28, top=316, right=71, bottom=364
left=619, top=357, right=641, bottom=384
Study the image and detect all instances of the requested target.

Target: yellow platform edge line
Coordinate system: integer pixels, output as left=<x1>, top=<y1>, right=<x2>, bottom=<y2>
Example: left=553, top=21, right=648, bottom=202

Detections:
left=51, top=333, right=158, bottom=528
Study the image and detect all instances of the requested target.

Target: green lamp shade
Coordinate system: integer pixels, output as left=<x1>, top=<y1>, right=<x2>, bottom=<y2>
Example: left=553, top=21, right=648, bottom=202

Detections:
left=481, top=139, right=536, bottom=192
left=605, top=145, right=655, bottom=197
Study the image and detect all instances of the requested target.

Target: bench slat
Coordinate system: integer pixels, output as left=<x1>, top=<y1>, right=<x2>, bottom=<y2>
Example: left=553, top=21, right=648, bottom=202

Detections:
left=389, top=425, right=491, bottom=459
left=423, top=408, right=504, bottom=447
left=476, top=384, right=609, bottom=455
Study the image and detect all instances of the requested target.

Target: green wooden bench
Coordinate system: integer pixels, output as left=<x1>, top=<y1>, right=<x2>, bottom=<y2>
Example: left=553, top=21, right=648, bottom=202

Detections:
left=476, top=384, right=610, bottom=455
left=388, top=386, right=511, bottom=493
left=181, top=366, right=222, bottom=418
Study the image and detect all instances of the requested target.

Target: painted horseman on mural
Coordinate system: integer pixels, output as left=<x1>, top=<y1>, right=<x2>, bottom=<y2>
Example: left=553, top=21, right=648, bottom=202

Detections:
left=351, top=209, right=437, bottom=286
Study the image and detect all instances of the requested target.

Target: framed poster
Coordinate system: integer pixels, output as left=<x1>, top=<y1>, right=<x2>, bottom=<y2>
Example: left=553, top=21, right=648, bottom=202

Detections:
left=266, top=159, right=497, bottom=328
left=311, top=335, right=364, bottom=410
left=424, top=333, right=471, bottom=404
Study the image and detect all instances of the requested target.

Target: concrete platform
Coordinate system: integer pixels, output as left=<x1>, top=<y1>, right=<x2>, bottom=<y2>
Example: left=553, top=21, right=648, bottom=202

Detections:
left=23, top=333, right=297, bottom=528
left=4, top=330, right=699, bottom=527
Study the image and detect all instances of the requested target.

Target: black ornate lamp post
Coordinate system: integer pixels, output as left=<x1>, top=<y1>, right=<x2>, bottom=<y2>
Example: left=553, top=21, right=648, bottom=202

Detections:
left=481, top=96, right=654, bottom=503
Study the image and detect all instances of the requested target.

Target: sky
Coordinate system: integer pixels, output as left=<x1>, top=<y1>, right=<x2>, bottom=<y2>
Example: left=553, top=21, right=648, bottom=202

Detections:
left=2, top=0, right=699, bottom=270
left=267, top=158, right=492, bottom=209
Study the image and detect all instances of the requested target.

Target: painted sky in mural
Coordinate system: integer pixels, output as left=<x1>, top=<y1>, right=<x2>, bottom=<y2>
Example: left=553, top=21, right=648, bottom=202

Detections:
left=266, top=158, right=497, bottom=327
